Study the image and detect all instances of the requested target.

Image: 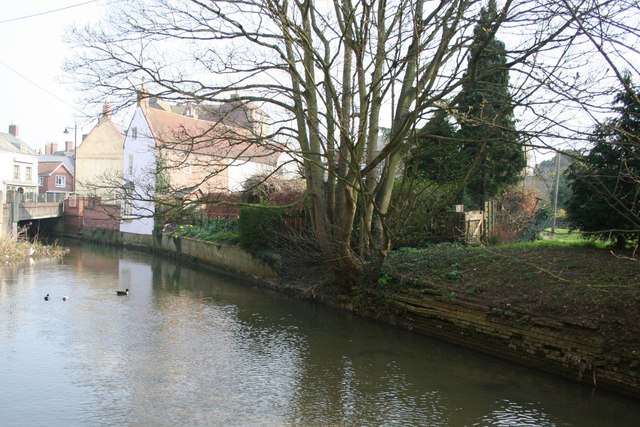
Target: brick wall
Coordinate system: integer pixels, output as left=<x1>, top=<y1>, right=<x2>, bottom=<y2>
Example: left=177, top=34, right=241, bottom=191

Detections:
left=63, top=196, right=120, bottom=235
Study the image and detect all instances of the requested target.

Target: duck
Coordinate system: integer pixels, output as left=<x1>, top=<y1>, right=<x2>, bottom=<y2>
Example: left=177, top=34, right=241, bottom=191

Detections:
left=116, top=289, right=129, bottom=296
left=62, top=296, right=69, bottom=301
left=44, top=293, right=50, bottom=301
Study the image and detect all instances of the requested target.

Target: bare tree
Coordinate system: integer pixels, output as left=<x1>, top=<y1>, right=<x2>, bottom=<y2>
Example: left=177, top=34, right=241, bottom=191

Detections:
left=66, top=0, right=640, bottom=287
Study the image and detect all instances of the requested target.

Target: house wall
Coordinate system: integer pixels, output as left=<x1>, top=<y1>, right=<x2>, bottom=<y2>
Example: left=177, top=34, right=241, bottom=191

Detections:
left=163, top=149, right=229, bottom=193
left=120, top=107, right=156, bottom=236
left=228, top=159, right=275, bottom=191
left=39, top=167, right=73, bottom=195
left=1, top=150, right=38, bottom=200
left=76, top=119, right=124, bottom=202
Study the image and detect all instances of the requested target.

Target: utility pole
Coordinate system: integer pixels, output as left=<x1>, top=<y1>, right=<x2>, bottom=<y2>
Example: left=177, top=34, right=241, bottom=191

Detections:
left=552, top=152, right=561, bottom=235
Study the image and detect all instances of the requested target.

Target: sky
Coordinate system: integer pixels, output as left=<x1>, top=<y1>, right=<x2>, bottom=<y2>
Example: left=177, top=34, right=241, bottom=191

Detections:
left=0, top=0, right=110, bottom=153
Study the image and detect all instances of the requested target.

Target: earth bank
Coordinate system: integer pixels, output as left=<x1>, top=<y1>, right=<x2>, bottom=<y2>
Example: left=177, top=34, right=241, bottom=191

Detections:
left=280, top=243, right=640, bottom=399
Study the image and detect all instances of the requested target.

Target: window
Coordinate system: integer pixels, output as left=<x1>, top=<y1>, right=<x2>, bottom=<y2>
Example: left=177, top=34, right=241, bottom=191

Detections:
left=55, top=175, right=66, bottom=188
left=122, top=198, right=133, bottom=217
left=131, top=127, right=137, bottom=139
left=26, top=166, right=32, bottom=181
left=13, top=165, right=20, bottom=180
left=38, top=176, right=43, bottom=187
left=128, top=154, right=134, bottom=176
left=121, top=181, right=135, bottom=218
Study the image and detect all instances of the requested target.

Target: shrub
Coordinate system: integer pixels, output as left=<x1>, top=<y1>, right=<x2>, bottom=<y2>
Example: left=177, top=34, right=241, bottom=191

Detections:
left=387, top=178, right=457, bottom=247
left=238, top=205, right=284, bottom=252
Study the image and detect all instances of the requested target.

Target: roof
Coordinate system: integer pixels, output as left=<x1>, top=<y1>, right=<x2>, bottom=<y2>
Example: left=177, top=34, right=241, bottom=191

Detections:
left=39, top=155, right=74, bottom=173
left=38, top=160, right=73, bottom=176
left=148, top=97, right=270, bottom=130
left=0, top=132, right=37, bottom=155
left=142, top=102, right=280, bottom=167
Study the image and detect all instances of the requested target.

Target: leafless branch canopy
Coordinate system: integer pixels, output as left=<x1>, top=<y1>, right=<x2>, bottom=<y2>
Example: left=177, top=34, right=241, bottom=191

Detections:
left=66, top=0, right=640, bottom=283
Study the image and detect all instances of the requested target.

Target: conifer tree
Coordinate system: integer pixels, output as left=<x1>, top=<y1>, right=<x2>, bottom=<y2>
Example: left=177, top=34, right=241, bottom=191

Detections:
left=566, top=78, right=640, bottom=247
left=456, top=0, right=524, bottom=209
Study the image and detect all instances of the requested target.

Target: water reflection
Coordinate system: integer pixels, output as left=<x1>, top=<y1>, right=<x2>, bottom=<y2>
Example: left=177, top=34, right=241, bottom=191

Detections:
left=0, top=241, right=639, bottom=426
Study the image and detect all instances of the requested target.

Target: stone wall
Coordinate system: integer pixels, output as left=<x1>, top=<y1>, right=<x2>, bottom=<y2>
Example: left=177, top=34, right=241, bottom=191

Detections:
left=160, top=234, right=277, bottom=279
left=77, top=227, right=276, bottom=282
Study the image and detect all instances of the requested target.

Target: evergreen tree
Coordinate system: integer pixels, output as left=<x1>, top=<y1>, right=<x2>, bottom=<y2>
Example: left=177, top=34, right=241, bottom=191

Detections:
left=406, top=115, right=462, bottom=184
left=566, top=78, right=640, bottom=247
left=456, top=0, right=524, bottom=209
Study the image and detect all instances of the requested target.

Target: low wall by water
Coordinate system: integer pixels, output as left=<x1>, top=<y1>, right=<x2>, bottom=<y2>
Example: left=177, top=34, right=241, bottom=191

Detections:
left=77, top=228, right=276, bottom=282
left=70, top=227, right=639, bottom=400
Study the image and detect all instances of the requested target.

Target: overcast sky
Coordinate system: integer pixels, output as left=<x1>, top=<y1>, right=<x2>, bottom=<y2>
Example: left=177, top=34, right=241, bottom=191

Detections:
left=0, top=0, right=110, bottom=153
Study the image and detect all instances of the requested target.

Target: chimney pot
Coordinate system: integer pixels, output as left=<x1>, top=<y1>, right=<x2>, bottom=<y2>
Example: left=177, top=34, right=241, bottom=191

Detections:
left=45, top=142, right=60, bottom=155
left=8, top=124, right=18, bottom=137
left=103, top=102, right=112, bottom=119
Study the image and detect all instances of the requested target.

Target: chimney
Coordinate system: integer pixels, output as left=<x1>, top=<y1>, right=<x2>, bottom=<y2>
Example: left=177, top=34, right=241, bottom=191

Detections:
left=8, top=124, right=19, bottom=137
left=45, top=142, right=59, bottom=155
left=184, top=102, right=198, bottom=119
left=103, top=102, right=112, bottom=119
left=137, top=79, right=149, bottom=110
left=99, top=102, right=112, bottom=123
left=65, top=141, right=74, bottom=152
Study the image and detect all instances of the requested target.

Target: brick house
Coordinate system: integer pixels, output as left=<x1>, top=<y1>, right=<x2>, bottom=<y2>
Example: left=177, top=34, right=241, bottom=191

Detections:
left=38, top=155, right=74, bottom=202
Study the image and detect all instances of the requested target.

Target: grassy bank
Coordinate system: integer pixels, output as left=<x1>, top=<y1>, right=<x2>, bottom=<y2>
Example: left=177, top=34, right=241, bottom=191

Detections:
left=381, top=241, right=640, bottom=347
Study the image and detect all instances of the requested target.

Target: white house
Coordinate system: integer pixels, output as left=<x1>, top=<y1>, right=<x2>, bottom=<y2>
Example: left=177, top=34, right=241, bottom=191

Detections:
left=121, top=95, right=280, bottom=236
left=0, top=125, right=38, bottom=203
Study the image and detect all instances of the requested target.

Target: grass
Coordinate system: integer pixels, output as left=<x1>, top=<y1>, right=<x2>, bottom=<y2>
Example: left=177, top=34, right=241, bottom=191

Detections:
left=504, top=228, right=607, bottom=249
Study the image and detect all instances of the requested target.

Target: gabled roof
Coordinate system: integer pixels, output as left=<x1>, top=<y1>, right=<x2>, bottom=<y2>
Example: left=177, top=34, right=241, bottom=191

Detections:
left=142, top=102, right=280, bottom=167
left=38, top=161, right=73, bottom=177
left=39, top=155, right=74, bottom=173
left=0, top=132, right=37, bottom=155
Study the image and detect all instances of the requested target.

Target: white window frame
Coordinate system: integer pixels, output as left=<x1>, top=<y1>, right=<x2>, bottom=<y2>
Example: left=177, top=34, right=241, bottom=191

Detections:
left=38, top=176, right=44, bottom=187
left=13, top=165, right=20, bottom=180
left=26, top=166, right=32, bottom=181
left=55, top=175, right=66, bottom=188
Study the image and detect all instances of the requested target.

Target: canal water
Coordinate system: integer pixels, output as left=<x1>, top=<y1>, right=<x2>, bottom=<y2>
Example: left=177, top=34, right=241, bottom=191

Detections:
left=1, top=242, right=639, bottom=426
